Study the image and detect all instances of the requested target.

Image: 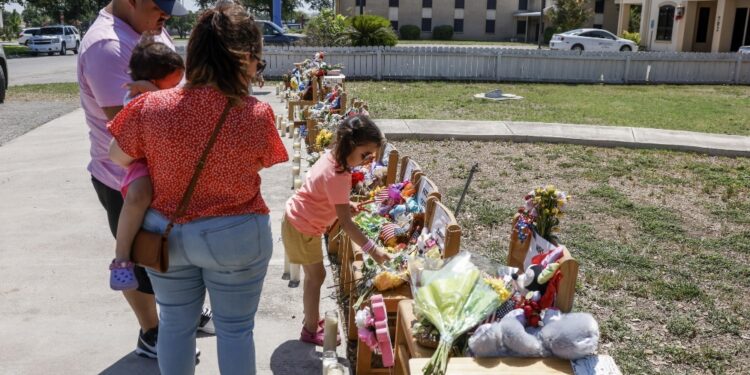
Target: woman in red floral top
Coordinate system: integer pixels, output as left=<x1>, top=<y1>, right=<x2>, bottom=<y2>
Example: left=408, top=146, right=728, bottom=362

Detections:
left=107, top=4, right=287, bottom=374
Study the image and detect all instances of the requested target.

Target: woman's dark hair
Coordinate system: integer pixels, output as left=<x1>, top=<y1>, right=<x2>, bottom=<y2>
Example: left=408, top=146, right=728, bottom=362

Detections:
left=129, top=35, right=184, bottom=81
left=186, top=2, right=263, bottom=105
left=333, top=115, right=385, bottom=173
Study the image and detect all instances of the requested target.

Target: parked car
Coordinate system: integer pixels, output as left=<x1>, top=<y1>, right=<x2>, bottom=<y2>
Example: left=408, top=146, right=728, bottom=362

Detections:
left=0, top=46, right=7, bottom=103
left=739, top=46, right=750, bottom=54
left=549, top=29, right=637, bottom=52
left=256, top=20, right=304, bottom=45
left=18, top=27, right=41, bottom=46
left=29, top=25, right=81, bottom=56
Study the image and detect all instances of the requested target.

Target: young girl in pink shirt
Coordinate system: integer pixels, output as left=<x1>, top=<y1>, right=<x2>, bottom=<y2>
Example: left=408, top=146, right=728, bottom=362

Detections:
left=283, top=115, right=390, bottom=345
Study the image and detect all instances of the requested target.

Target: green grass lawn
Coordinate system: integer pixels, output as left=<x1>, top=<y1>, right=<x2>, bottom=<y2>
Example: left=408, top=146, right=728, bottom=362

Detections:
left=396, top=40, right=536, bottom=47
left=395, top=140, right=750, bottom=374
left=347, top=81, right=750, bottom=136
left=2, top=44, right=31, bottom=57
left=7, top=83, right=80, bottom=101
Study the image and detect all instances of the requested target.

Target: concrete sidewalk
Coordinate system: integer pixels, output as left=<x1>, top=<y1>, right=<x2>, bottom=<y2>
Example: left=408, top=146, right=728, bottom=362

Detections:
left=0, top=89, right=345, bottom=374
left=377, top=119, right=750, bottom=157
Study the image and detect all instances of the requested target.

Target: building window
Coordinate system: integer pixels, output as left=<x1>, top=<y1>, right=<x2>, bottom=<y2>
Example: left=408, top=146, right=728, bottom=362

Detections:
left=595, top=0, right=604, bottom=14
left=356, top=0, right=366, bottom=6
left=516, top=20, right=527, bottom=34
left=486, top=19, right=495, bottom=33
left=391, top=20, right=399, bottom=30
left=487, top=0, right=497, bottom=10
left=390, top=0, right=399, bottom=6
left=423, top=0, right=432, bottom=7
left=593, top=24, right=603, bottom=29
left=455, top=0, right=464, bottom=8
left=518, top=0, right=528, bottom=10
left=656, top=5, right=675, bottom=41
left=454, top=18, right=464, bottom=32
left=422, top=18, right=432, bottom=32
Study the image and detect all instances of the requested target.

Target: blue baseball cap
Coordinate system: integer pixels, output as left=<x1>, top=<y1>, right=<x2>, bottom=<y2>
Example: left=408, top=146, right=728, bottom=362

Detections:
left=154, top=0, right=188, bottom=16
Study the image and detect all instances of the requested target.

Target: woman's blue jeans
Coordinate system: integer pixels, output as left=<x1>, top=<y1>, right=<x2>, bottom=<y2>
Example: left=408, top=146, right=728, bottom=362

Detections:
left=144, top=209, right=273, bottom=375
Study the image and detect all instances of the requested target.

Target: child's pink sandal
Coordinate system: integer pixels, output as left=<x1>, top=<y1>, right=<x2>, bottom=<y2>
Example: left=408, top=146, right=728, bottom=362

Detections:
left=300, top=326, right=325, bottom=346
left=109, top=259, right=138, bottom=291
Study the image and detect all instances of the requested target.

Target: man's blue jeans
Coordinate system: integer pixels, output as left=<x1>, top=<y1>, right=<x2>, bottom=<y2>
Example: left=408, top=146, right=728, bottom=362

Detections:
left=144, top=209, right=273, bottom=375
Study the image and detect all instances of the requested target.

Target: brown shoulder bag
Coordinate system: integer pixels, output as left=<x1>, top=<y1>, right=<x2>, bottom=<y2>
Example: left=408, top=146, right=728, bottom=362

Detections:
left=131, top=100, right=232, bottom=273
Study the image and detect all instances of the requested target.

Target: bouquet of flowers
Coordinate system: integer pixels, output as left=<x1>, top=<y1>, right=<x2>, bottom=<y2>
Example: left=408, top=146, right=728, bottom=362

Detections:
left=415, top=252, right=501, bottom=375
left=516, top=185, right=569, bottom=243
left=315, top=129, right=333, bottom=150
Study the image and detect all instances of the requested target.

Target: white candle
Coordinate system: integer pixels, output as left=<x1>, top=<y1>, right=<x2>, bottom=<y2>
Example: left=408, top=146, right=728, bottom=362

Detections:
left=323, top=310, right=338, bottom=352
left=293, top=177, right=302, bottom=189
left=325, top=364, right=344, bottom=375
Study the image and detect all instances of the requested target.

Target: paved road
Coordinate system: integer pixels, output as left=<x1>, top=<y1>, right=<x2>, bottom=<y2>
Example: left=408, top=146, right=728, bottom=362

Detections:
left=4, top=40, right=187, bottom=87
left=7, top=54, right=78, bottom=86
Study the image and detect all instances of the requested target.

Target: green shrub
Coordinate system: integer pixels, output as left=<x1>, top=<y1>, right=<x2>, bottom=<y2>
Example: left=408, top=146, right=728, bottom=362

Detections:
left=347, top=15, right=398, bottom=47
left=544, top=27, right=560, bottom=44
left=304, top=9, right=349, bottom=46
left=432, top=25, right=453, bottom=40
left=399, top=25, right=421, bottom=40
left=622, top=31, right=641, bottom=46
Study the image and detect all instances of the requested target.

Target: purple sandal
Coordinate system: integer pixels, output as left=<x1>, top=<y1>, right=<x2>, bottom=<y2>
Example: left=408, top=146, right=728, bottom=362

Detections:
left=110, top=259, right=138, bottom=291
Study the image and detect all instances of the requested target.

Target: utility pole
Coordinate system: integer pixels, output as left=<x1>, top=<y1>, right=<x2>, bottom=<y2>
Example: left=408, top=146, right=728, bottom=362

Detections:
left=537, top=0, right=546, bottom=49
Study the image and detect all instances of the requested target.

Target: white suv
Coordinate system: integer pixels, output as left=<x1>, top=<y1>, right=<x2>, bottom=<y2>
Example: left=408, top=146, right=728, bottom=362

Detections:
left=18, top=27, right=40, bottom=46
left=29, top=25, right=80, bottom=56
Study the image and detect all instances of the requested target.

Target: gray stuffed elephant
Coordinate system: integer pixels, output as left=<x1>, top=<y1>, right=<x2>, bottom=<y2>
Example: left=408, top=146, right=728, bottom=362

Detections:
left=469, top=308, right=599, bottom=360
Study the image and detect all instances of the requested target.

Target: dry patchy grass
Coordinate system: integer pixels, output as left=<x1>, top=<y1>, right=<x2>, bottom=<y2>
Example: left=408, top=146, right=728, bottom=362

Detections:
left=394, top=140, right=750, bottom=374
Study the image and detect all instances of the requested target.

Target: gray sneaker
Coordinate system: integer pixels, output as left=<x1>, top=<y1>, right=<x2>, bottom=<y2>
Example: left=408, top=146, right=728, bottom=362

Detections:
left=135, top=327, right=201, bottom=359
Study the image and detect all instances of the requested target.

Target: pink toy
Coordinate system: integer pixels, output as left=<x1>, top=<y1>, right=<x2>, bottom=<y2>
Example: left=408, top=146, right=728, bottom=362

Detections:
left=538, top=246, right=565, bottom=267
left=370, top=294, right=394, bottom=367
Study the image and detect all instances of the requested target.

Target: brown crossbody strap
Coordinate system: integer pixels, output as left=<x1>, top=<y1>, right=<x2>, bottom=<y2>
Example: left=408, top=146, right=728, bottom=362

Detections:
left=163, top=100, right=232, bottom=237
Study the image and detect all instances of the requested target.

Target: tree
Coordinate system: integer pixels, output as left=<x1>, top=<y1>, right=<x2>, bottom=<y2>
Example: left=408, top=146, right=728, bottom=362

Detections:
left=195, top=0, right=298, bottom=21
left=23, top=0, right=105, bottom=26
left=166, top=11, right=198, bottom=39
left=548, top=0, right=591, bottom=32
left=303, top=8, right=347, bottom=46
left=292, top=10, right=308, bottom=27
left=304, top=0, right=332, bottom=11
left=2, top=9, right=21, bottom=41
left=22, top=3, right=54, bottom=27
left=628, top=5, right=641, bottom=33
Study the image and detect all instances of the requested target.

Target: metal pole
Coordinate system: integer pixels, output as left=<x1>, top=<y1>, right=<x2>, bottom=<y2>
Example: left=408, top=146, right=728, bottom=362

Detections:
left=538, top=0, right=546, bottom=49
left=359, top=0, right=364, bottom=15
left=454, top=163, right=479, bottom=218
left=272, top=0, right=282, bottom=28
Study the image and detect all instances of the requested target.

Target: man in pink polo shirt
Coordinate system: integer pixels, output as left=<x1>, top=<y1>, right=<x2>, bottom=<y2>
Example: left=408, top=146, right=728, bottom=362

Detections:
left=78, top=0, right=212, bottom=359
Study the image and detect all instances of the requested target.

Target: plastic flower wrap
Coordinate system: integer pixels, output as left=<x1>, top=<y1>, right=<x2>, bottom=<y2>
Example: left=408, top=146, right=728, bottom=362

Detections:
left=415, top=252, right=501, bottom=375
left=353, top=211, right=389, bottom=241
left=517, top=185, right=570, bottom=243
